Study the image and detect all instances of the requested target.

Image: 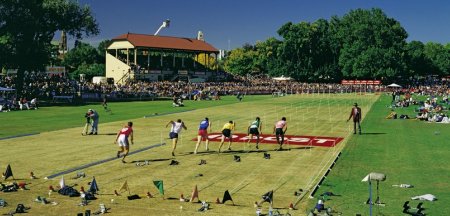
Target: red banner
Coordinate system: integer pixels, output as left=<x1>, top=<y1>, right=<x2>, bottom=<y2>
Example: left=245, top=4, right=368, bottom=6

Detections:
left=192, top=133, right=343, bottom=148
left=341, top=80, right=381, bottom=85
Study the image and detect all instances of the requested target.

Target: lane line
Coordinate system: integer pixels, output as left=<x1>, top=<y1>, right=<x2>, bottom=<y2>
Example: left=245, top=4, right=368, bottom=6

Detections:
left=0, top=133, right=40, bottom=140
left=45, top=143, right=166, bottom=179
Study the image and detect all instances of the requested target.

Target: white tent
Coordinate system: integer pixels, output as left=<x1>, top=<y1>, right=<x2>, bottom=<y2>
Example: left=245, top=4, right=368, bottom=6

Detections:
left=387, top=83, right=401, bottom=88
left=273, top=75, right=292, bottom=81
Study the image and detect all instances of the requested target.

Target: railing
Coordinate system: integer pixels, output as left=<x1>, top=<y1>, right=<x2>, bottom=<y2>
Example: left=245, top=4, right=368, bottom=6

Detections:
left=116, top=70, right=131, bottom=84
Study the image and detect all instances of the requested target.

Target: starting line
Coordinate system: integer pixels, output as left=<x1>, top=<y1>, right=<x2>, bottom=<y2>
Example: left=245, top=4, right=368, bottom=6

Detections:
left=191, top=133, right=343, bottom=147
left=45, top=143, right=165, bottom=179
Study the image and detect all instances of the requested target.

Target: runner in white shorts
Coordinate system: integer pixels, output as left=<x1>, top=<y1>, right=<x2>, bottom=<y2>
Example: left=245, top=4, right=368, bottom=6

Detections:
left=114, top=122, right=134, bottom=163
left=166, top=119, right=187, bottom=156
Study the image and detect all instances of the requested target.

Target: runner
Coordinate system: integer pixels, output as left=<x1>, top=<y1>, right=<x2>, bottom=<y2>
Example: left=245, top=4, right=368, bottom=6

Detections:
left=165, top=119, right=187, bottom=156
left=194, top=117, right=211, bottom=154
left=114, top=122, right=134, bottom=163
left=273, top=117, right=287, bottom=150
left=218, top=120, right=236, bottom=152
left=247, top=117, right=262, bottom=149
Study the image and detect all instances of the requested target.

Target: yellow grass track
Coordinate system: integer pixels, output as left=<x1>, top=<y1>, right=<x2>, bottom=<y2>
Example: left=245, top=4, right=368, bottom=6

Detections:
left=0, top=93, right=379, bottom=215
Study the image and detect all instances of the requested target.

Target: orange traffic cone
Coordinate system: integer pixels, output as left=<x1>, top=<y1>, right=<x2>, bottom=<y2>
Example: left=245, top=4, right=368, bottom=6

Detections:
left=289, top=202, right=295, bottom=210
left=215, top=197, right=221, bottom=204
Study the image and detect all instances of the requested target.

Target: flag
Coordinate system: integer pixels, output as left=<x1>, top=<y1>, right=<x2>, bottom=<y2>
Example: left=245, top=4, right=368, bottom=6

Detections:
left=119, top=180, right=130, bottom=195
left=59, top=176, right=65, bottom=188
left=222, top=190, right=234, bottom=205
left=3, top=164, right=13, bottom=180
left=89, top=177, right=99, bottom=194
left=153, top=180, right=164, bottom=195
left=190, top=185, right=199, bottom=202
left=262, top=190, right=273, bottom=204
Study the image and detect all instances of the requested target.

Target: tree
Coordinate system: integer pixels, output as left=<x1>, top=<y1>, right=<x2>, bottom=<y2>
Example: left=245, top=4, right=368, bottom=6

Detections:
left=72, top=63, right=105, bottom=80
left=405, top=41, right=433, bottom=78
left=424, top=42, right=450, bottom=76
left=335, top=8, right=408, bottom=80
left=97, top=39, right=111, bottom=63
left=255, top=37, right=283, bottom=76
left=224, top=48, right=259, bottom=75
left=276, top=19, right=339, bottom=82
left=0, top=0, right=99, bottom=94
left=63, top=41, right=100, bottom=74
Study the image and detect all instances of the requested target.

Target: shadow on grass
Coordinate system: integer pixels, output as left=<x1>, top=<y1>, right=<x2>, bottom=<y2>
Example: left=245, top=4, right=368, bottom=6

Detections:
left=177, top=151, right=218, bottom=156
left=361, top=132, right=387, bottom=135
left=98, top=133, right=117, bottom=136
left=177, top=147, right=313, bottom=156
left=131, top=158, right=171, bottom=163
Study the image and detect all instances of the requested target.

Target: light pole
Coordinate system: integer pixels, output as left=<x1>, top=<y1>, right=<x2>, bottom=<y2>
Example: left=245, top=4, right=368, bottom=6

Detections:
left=154, top=19, right=170, bottom=36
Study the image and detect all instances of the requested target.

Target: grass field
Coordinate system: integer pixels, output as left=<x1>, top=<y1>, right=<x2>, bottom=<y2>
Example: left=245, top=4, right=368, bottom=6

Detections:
left=313, top=94, right=450, bottom=215
left=2, top=93, right=446, bottom=216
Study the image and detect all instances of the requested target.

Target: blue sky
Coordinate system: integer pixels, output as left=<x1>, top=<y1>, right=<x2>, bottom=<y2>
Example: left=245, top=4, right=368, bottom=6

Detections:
left=74, top=0, right=450, bottom=50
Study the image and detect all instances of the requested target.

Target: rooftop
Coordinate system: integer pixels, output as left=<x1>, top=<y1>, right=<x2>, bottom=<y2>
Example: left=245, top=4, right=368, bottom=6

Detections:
left=111, top=33, right=219, bottom=52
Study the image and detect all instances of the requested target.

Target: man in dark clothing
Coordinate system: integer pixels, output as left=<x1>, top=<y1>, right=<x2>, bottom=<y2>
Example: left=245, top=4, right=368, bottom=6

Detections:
left=347, top=103, right=362, bottom=134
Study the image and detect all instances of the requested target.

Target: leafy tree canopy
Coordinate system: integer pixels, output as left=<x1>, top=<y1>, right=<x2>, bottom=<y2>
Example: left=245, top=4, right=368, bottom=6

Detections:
left=0, top=0, right=99, bottom=93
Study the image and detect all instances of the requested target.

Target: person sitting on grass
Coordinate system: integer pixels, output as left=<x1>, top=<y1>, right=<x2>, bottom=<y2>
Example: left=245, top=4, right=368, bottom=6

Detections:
left=416, top=110, right=428, bottom=121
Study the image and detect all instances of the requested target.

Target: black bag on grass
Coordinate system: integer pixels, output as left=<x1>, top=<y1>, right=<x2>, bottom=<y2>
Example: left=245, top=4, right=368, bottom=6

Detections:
left=127, top=194, right=141, bottom=200
left=58, top=186, right=80, bottom=197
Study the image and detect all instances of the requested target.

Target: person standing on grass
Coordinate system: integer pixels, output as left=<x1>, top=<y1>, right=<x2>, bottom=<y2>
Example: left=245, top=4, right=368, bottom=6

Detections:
left=115, top=122, right=134, bottom=163
left=347, top=103, right=362, bottom=134
left=218, top=120, right=236, bottom=152
left=247, top=117, right=262, bottom=149
left=194, top=117, right=211, bottom=154
left=166, top=119, right=187, bottom=156
left=273, top=117, right=287, bottom=150
left=88, top=109, right=99, bottom=135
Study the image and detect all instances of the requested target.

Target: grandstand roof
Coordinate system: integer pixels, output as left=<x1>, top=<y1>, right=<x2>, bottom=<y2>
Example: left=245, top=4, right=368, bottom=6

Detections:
left=111, top=33, right=219, bottom=53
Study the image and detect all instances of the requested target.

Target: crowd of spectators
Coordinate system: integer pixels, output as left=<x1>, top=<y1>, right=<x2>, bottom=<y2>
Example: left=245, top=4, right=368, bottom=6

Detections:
left=1, top=71, right=448, bottom=113
left=1, top=72, right=384, bottom=102
left=387, top=80, right=449, bottom=123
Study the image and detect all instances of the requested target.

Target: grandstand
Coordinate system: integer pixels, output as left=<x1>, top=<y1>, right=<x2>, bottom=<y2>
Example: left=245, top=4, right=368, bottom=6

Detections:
left=106, top=33, right=220, bottom=84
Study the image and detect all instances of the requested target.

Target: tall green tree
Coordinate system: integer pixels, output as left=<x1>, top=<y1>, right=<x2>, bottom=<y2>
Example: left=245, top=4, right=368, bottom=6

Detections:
left=335, top=8, right=408, bottom=81
left=0, top=0, right=99, bottom=94
left=97, top=39, right=111, bottom=63
left=405, top=41, right=433, bottom=78
left=276, top=19, right=339, bottom=82
left=255, top=37, right=284, bottom=76
left=424, top=42, right=450, bottom=76
left=63, top=41, right=100, bottom=72
left=223, top=47, right=259, bottom=75
left=72, top=63, right=105, bottom=80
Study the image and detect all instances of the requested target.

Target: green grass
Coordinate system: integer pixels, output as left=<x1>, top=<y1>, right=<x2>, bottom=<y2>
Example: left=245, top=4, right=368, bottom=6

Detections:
left=3, top=93, right=448, bottom=215
left=0, top=95, right=270, bottom=138
left=313, top=94, right=450, bottom=215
